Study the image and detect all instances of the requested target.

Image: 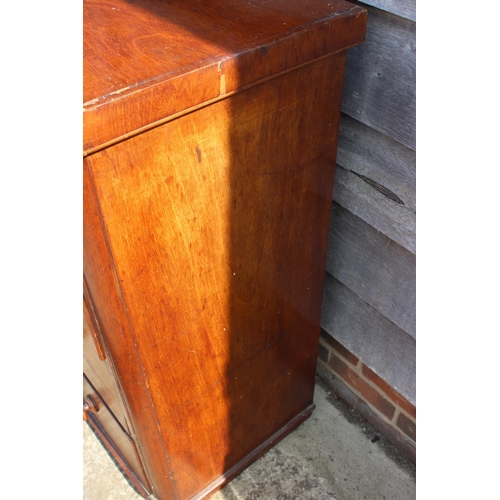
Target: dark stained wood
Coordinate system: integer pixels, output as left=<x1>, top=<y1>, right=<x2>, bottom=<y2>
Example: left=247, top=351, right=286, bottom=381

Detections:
left=83, top=305, right=130, bottom=433
left=83, top=0, right=367, bottom=153
left=341, top=6, right=415, bottom=150
left=83, top=284, right=106, bottom=360
left=84, top=159, right=174, bottom=500
left=321, top=274, right=416, bottom=404
left=327, top=203, right=416, bottom=338
left=83, top=159, right=173, bottom=499
left=83, top=376, right=152, bottom=492
left=86, top=53, right=346, bottom=499
left=191, top=405, right=315, bottom=500
left=84, top=1, right=367, bottom=498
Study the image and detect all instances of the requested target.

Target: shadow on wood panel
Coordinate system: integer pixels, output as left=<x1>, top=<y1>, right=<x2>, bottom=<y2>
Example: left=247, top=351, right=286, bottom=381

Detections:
left=84, top=1, right=365, bottom=499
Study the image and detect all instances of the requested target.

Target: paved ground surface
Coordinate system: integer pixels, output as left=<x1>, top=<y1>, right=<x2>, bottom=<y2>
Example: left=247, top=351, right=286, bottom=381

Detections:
left=83, top=378, right=416, bottom=500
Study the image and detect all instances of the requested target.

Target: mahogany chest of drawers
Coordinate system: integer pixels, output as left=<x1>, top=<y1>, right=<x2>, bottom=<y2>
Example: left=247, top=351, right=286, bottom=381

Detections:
left=83, top=1, right=367, bottom=498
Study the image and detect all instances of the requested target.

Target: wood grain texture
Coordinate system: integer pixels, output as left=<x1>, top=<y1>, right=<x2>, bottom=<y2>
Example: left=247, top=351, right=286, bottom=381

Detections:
left=341, top=6, right=415, bottom=150
left=357, top=0, right=415, bottom=21
left=84, top=159, right=173, bottom=500
left=333, top=165, right=415, bottom=253
left=327, top=203, right=416, bottom=338
left=85, top=53, right=346, bottom=499
left=84, top=1, right=368, bottom=496
left=83, top=308, right=130, bottom=434
left=83, top=293, right=106, bottom=361
left=191, top=405, right=315, bottom=500
left=84, top=0, right=367, bottom=153
left=321, top=273, right=416, bottom=404
left=337, top=114, right=416, bottom=212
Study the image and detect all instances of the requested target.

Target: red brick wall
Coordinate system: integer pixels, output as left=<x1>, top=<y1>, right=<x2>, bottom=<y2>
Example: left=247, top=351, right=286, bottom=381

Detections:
left=318, top=330, right=416, bottom=453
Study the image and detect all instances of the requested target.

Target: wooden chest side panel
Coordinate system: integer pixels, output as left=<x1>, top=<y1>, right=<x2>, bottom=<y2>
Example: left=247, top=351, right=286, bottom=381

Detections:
left=84, top=159, right=175, bottom=499
left=86, top=53, right=345, bottom=499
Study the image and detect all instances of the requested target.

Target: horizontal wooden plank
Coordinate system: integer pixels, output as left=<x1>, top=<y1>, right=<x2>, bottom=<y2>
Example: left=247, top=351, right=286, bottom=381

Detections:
left=326, top=203, right=415, bottom=337
left=337, top=114, right=415, bottom=212
left=358, top=0, right=415, bottom=22
left=321, top=273, right=415, bottom=404
left=341, top=7, right=416, bottom=150
left=333, top=165, right=415, bottom=253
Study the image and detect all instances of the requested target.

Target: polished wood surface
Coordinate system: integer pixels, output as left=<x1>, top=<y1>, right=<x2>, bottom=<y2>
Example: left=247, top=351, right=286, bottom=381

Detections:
left=191, top=404, right=315, bottom=500
left=83, top=0, right=367, bottom=153
left=86, top=53, right=345, bottom=499
left=83, top=302, right=129, bottom=433
left=84, top=1, right=367, bottom=498
left=84, top=158, right=174, bottom=499
left=83, top=285, right=106, bottom=361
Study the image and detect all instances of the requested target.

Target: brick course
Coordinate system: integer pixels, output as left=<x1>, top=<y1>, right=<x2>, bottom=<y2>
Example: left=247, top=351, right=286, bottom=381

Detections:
left=328, top=353, right=396, bottom=420
left=320, top=329, right=359, bottom=366
left=396, top=412, right=416, bottom=442
left=318, top=342, right=329, bottom=364
left=361, top=364, right=416, bottom=419
left=317, top=330, right=416, bottom=457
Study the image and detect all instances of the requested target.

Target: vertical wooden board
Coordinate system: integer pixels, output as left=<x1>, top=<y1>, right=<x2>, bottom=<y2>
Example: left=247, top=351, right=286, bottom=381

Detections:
left=83, top=160, right=174, bottom=500
left=83, top=311, right=130, bottom=434
left=321, top=273, right=416, bottom=404
left=341, top=7, right=416, bottom=150
left=333, top=165, right=415, bottom=253
left=358, top=0, right=415, bottom=22
left=337, top=114, right=416, bottom=212
left=327, top=203, right=416, bottom=338
left=88, top=99, right=235, bottom=499
left=86, top=54, right=345, bottom=500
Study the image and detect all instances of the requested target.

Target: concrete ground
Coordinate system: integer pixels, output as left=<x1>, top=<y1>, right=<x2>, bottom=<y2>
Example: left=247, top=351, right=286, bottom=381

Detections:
left=83, top=378, right=416, bottom=500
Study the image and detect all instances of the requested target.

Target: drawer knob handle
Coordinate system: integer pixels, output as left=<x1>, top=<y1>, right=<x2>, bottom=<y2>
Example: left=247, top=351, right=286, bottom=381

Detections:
left=83, top=395, right=99, bottom=420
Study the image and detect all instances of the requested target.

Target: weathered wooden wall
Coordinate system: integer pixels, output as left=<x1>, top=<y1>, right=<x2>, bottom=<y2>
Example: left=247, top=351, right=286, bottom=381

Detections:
left=321, top=0, right=416, bottom=405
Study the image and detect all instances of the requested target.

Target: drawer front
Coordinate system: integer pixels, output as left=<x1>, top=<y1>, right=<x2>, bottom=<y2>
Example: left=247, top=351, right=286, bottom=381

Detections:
left=83, top=296, right=130, bottom=434
left=83, top=376, right=151, bottom=494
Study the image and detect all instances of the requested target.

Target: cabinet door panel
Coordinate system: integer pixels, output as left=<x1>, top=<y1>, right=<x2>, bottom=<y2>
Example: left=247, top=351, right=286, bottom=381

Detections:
left=83, top=298, right=130, bottom=435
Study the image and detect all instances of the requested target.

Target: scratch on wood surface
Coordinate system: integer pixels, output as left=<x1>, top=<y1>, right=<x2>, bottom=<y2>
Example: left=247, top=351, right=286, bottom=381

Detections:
left=258, top=170, right=289, bottom=176
left=85, top=86, right=131, bottom=106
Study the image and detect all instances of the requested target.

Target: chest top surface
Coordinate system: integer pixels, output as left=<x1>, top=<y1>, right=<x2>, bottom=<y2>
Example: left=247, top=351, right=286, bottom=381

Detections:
left=83, top=0, right=367, bottom=153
